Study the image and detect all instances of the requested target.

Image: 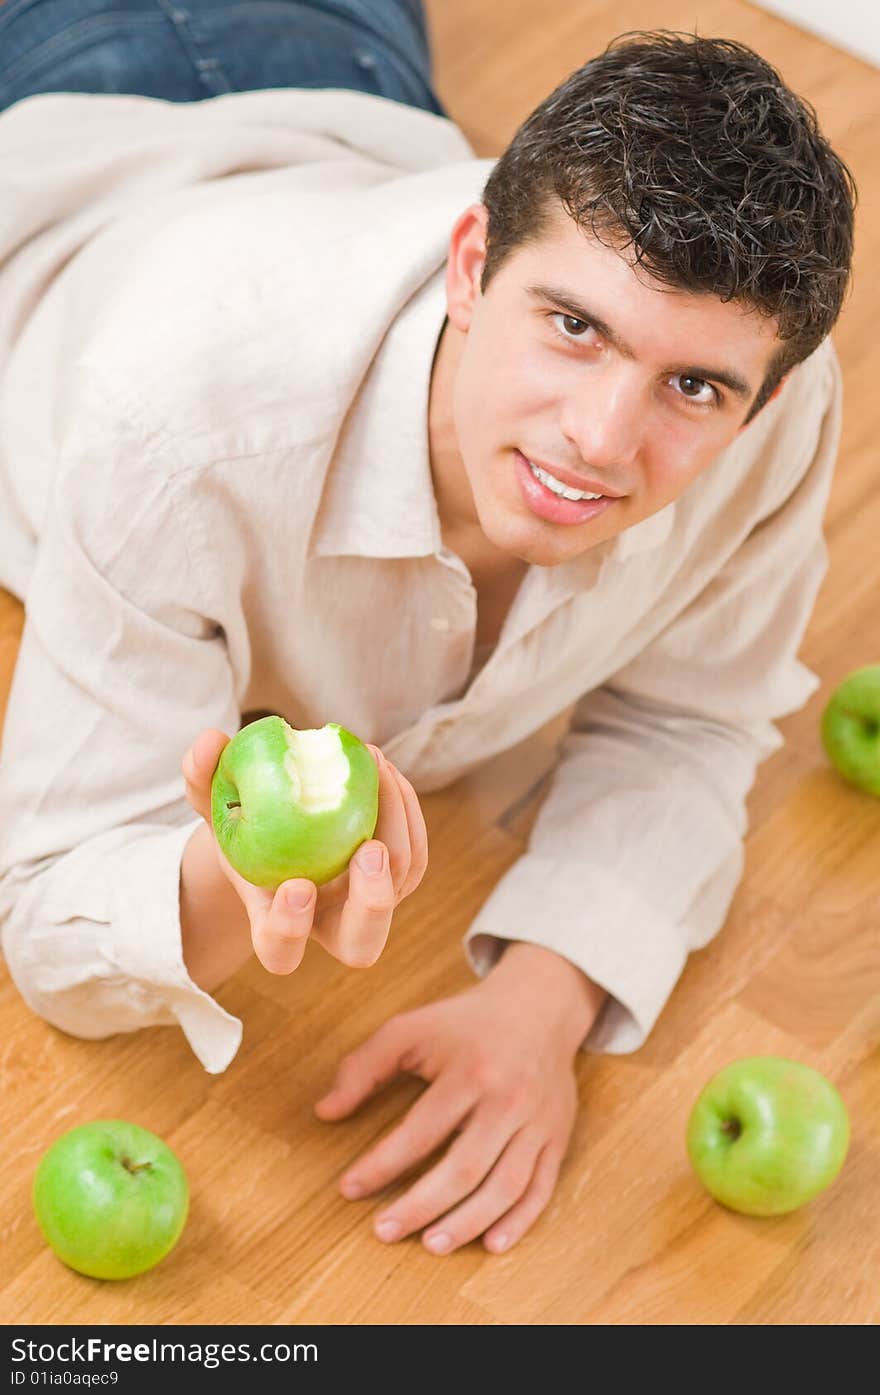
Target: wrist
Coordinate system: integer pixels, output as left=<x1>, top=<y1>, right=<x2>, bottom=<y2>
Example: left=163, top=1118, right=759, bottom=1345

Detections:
left=180, top=821, right=253, bottom=991
left=486, top=940, right=607, bottom=1055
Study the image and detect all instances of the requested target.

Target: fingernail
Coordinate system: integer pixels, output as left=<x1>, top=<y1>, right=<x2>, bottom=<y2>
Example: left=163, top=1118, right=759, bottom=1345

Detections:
left=424, top=1231, right=453, bottom=1255
left=341, top=1177, right=364, bottom=1199
left=357, top=845, right=384, bottom=875
left=375, top=1217, right=402, bottom=1242
left=285, top=884, right=313, bottom=911
left=488, top=1232, right=509, bottom=1253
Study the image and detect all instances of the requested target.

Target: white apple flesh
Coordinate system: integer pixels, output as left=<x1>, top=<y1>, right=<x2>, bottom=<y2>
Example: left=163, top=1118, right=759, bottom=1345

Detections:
left=211, top=716, right=379, bottom=887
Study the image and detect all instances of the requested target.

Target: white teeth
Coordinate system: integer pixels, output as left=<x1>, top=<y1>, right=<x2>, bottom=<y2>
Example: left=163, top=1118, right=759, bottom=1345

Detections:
left=527, top=459, right=604, bottom=501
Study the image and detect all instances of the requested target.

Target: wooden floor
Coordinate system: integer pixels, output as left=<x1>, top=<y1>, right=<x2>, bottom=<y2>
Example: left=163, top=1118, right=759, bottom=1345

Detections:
left=2, top=0, right=878, bottom=1326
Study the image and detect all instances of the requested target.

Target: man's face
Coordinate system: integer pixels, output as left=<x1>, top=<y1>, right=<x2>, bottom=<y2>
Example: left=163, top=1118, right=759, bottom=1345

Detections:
left=435, top=202, right=783, bottom=569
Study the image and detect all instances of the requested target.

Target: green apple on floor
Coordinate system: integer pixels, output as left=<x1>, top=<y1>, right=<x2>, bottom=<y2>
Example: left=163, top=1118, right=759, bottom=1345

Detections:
left=211, top=716, right=380, bottom=887
left=686, top=1056, right=850, bottom=1216
left=33, top=1120, right=189, bottom=1280
left=821, top=663, right=880, bottom=797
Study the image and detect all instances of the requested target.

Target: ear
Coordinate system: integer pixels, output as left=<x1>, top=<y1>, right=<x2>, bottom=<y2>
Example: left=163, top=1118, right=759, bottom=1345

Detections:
left=445, top=203, right=490, bottom=334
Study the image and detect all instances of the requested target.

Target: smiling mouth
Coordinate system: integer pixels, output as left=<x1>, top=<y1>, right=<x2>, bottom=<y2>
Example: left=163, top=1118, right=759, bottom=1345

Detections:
left=514, top=451, right=621, bottom=527
left=520, top=452, right=626, bottom=502
left=524, top=458, right=605, bottom=501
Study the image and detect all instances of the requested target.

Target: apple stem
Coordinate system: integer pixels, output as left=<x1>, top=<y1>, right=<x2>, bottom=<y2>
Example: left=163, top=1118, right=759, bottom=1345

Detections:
left=839, top=706, right=879, bottom=737
left=721, top=1118, right=742, bottom=1141
left=121, top=1156, right=154, bottom=1176
left=226, top=801, right=241, bottom=809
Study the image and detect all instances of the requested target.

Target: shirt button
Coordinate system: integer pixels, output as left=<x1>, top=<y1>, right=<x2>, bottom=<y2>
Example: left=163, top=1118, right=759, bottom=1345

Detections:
left=429, top=617, right=451, bottom=632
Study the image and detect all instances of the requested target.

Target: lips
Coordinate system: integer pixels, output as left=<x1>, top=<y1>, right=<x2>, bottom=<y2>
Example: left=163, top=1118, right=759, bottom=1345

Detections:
left=521, top=454, right=623, bottom=499
left=513, top=450, right=620, bottom=527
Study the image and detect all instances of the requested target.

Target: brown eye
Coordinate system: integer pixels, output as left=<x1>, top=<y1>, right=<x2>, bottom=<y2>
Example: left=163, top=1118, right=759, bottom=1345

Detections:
left=673, top=374, right=716, bottom=405
left=551, top=312, right=596, bottom=343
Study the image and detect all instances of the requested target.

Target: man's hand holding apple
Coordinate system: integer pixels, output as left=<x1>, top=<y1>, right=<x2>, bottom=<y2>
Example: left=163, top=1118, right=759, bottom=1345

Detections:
left=181, top=726, right=428, bottom=978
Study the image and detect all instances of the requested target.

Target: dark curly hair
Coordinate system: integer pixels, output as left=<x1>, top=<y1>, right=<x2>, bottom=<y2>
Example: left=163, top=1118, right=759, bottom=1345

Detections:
left=480, top=31, right=857, bottom=418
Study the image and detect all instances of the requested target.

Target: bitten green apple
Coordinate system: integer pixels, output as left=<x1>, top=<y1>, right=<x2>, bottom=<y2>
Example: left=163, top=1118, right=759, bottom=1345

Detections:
left=33, top=1120, right=189, bottom=1280
left=211, top=715, right=379, bottom=888
left=686, top=1056, right=850, bottom=1216
left=821, top=663, right=880, bottom=797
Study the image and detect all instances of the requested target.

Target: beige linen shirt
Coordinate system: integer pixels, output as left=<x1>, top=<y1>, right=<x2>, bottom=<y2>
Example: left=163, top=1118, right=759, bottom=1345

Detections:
left=0, top=87, right=842, bottom=1074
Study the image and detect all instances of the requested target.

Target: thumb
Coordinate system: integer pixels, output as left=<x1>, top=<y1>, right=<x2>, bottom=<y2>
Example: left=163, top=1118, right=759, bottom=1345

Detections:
left=315, top=1018, right=410, bottom=1120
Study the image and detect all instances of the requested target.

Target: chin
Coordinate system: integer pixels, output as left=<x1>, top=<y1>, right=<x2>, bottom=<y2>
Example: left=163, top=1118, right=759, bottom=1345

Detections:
left=476, top=505, right=584, bottom=568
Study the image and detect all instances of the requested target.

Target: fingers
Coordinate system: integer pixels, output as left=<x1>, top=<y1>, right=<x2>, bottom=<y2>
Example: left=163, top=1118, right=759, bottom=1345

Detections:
left=249, top=878, right=317, bottom=975
left=211, top=821, right=320, bottom=976
left=310, top=839, right=395, bottom=967
left=309, top=748, right=427, bottom=967
left=367, top=747, right=408, bottom=894
left=314, top=1015, right=413, bottom=1121
left=368, top=1105, right=513, bottom=1245
left=372, top=1124, right=563, bottom=1256
left=481, top=1144, right=563, bottom=1255
left=343, top=1075, right=569, bottom=1254
left=420, top=1133, right=560, bottom=1255
left=181, top=728, right=230, bottom=822
left=336, top=1077, right=474, bottom=1204
left=388, top=764, right=429, bottom=900
left=368, top=747, right=429, bottom=904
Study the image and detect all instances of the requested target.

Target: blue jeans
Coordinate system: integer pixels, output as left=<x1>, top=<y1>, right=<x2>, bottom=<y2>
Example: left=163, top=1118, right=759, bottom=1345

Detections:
left=0, top=0, right=445, bottom=115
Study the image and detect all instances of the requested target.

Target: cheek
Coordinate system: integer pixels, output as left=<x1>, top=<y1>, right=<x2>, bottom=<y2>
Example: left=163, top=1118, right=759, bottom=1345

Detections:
left=456, top=334, right=560, bottom=441
left=641, top=425, right=732, bottom=506
left=509, top=341, right=566, bottom=411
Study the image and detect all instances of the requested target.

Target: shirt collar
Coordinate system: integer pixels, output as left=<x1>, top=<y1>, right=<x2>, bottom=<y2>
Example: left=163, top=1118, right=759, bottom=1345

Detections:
left=609, top=502, right=676, bottom=559
left=310, top=268, right=447, bottom=561
left=542, top=499, right=677, bottom=598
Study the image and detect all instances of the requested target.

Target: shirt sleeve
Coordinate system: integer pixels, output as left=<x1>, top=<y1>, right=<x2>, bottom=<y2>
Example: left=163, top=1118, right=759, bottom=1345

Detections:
left=463, top=346, right=843, bottom=1054
left=0, top=380, right=244, bottom=1073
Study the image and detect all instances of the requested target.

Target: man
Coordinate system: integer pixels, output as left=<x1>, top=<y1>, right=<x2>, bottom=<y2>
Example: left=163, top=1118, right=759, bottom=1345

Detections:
left=0, top=5, right=855, bottom=1258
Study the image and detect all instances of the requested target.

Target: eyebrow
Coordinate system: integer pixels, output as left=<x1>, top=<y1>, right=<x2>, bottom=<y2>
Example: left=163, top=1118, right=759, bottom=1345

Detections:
left=526, top=282, right=755, bottom=401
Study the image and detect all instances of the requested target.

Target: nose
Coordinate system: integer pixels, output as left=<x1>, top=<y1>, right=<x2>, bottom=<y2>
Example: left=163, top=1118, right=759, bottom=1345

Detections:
left=558, top=365, right=643, bottom=470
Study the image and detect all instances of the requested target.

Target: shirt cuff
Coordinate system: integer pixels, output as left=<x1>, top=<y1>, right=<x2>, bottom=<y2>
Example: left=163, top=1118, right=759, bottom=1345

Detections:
left=108, top=818, right=243, bottom=1074
left=463, top=852, right=689, bottom=1054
